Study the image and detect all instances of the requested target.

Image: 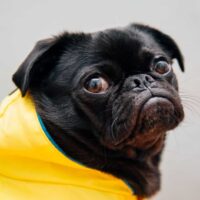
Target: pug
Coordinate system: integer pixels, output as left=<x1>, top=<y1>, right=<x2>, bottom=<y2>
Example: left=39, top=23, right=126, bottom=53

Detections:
left=11, top=23, right=184, bottom=198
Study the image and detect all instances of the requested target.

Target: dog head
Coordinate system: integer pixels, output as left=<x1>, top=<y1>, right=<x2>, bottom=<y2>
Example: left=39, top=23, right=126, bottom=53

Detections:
left=13, top=24, right=184, bottom=196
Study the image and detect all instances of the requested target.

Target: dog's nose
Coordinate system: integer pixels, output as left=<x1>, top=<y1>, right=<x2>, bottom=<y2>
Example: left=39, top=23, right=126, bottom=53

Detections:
left=130, top=74, right=155, bottom=90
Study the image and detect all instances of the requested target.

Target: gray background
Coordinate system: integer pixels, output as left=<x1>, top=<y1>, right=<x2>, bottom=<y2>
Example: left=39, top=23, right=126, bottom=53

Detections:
left=0, top=0, right=200, bottom=199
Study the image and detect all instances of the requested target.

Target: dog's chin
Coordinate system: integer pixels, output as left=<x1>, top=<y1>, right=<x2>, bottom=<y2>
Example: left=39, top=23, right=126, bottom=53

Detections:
left=104, top=96, right=184, bottom=152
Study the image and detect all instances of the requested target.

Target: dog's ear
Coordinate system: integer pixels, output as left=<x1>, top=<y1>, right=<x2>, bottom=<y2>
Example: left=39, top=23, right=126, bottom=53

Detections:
left=12, top=38, right=60, bottom=96
left=13, top=33, right=88, bottom=96
left=130, top=24, right=184, bottom=72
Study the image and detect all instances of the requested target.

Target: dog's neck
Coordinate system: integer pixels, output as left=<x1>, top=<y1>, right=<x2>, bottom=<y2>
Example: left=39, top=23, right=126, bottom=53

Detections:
left=40, top=115, right=165, bottom=198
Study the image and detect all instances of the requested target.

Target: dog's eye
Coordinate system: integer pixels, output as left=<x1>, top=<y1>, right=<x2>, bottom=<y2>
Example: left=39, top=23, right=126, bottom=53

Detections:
left=84, top=76, right=109, bottom=93
left=153, top=61, right=172, bottom=75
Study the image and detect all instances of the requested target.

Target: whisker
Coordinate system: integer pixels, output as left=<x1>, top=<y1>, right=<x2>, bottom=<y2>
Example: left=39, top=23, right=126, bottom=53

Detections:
left=181, top=98, right=200, bottom=116
left=181, top=97, right=200, bottom=105
left=178, top=90, right=200, bottom=118
left=111, top=117, right=118, bottom=142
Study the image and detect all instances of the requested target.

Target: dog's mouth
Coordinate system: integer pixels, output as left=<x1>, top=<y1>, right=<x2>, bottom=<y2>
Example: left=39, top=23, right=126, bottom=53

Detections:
left=126, top=97, right=179, bottom=149
left=103, top=93, right=184, bottom=151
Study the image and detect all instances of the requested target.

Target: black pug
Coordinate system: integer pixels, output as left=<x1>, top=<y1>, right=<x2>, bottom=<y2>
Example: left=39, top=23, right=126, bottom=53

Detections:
left=13, top=24, right=184, bottom=198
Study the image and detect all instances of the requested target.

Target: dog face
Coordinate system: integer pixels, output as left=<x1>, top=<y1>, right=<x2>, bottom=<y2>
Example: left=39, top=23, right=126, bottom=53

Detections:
left=13, top=24, right=184, bottom=196
left=13, top=24, right=184, bottom=151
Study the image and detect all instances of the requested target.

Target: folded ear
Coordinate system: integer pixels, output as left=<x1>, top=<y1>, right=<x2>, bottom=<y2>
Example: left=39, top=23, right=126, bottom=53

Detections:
left=12, top=38, right=59, bottom=96
left=130, top=24, right=185, bottom=72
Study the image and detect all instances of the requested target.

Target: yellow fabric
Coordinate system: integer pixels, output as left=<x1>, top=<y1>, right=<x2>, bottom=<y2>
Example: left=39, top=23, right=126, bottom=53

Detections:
left=0, top=90, right=141, bottom=200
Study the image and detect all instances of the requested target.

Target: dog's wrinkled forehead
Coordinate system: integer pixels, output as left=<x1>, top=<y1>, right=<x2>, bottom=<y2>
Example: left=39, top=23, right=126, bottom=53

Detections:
left=60, top=28, right=169, bottom=87
left=88, top=29, right=166, bottom=72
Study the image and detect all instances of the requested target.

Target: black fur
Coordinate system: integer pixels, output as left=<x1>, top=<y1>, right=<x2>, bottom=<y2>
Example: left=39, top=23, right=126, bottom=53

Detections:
left=13, top=23, right=184, bottom=198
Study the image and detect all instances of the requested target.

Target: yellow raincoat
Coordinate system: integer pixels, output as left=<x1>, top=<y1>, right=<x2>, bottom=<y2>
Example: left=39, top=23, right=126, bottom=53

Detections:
left=0, top=90, right=143, bottom=200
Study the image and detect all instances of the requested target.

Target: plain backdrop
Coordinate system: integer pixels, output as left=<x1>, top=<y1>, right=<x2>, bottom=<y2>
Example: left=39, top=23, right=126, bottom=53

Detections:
left=0, top=0, right=200, bottom=199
